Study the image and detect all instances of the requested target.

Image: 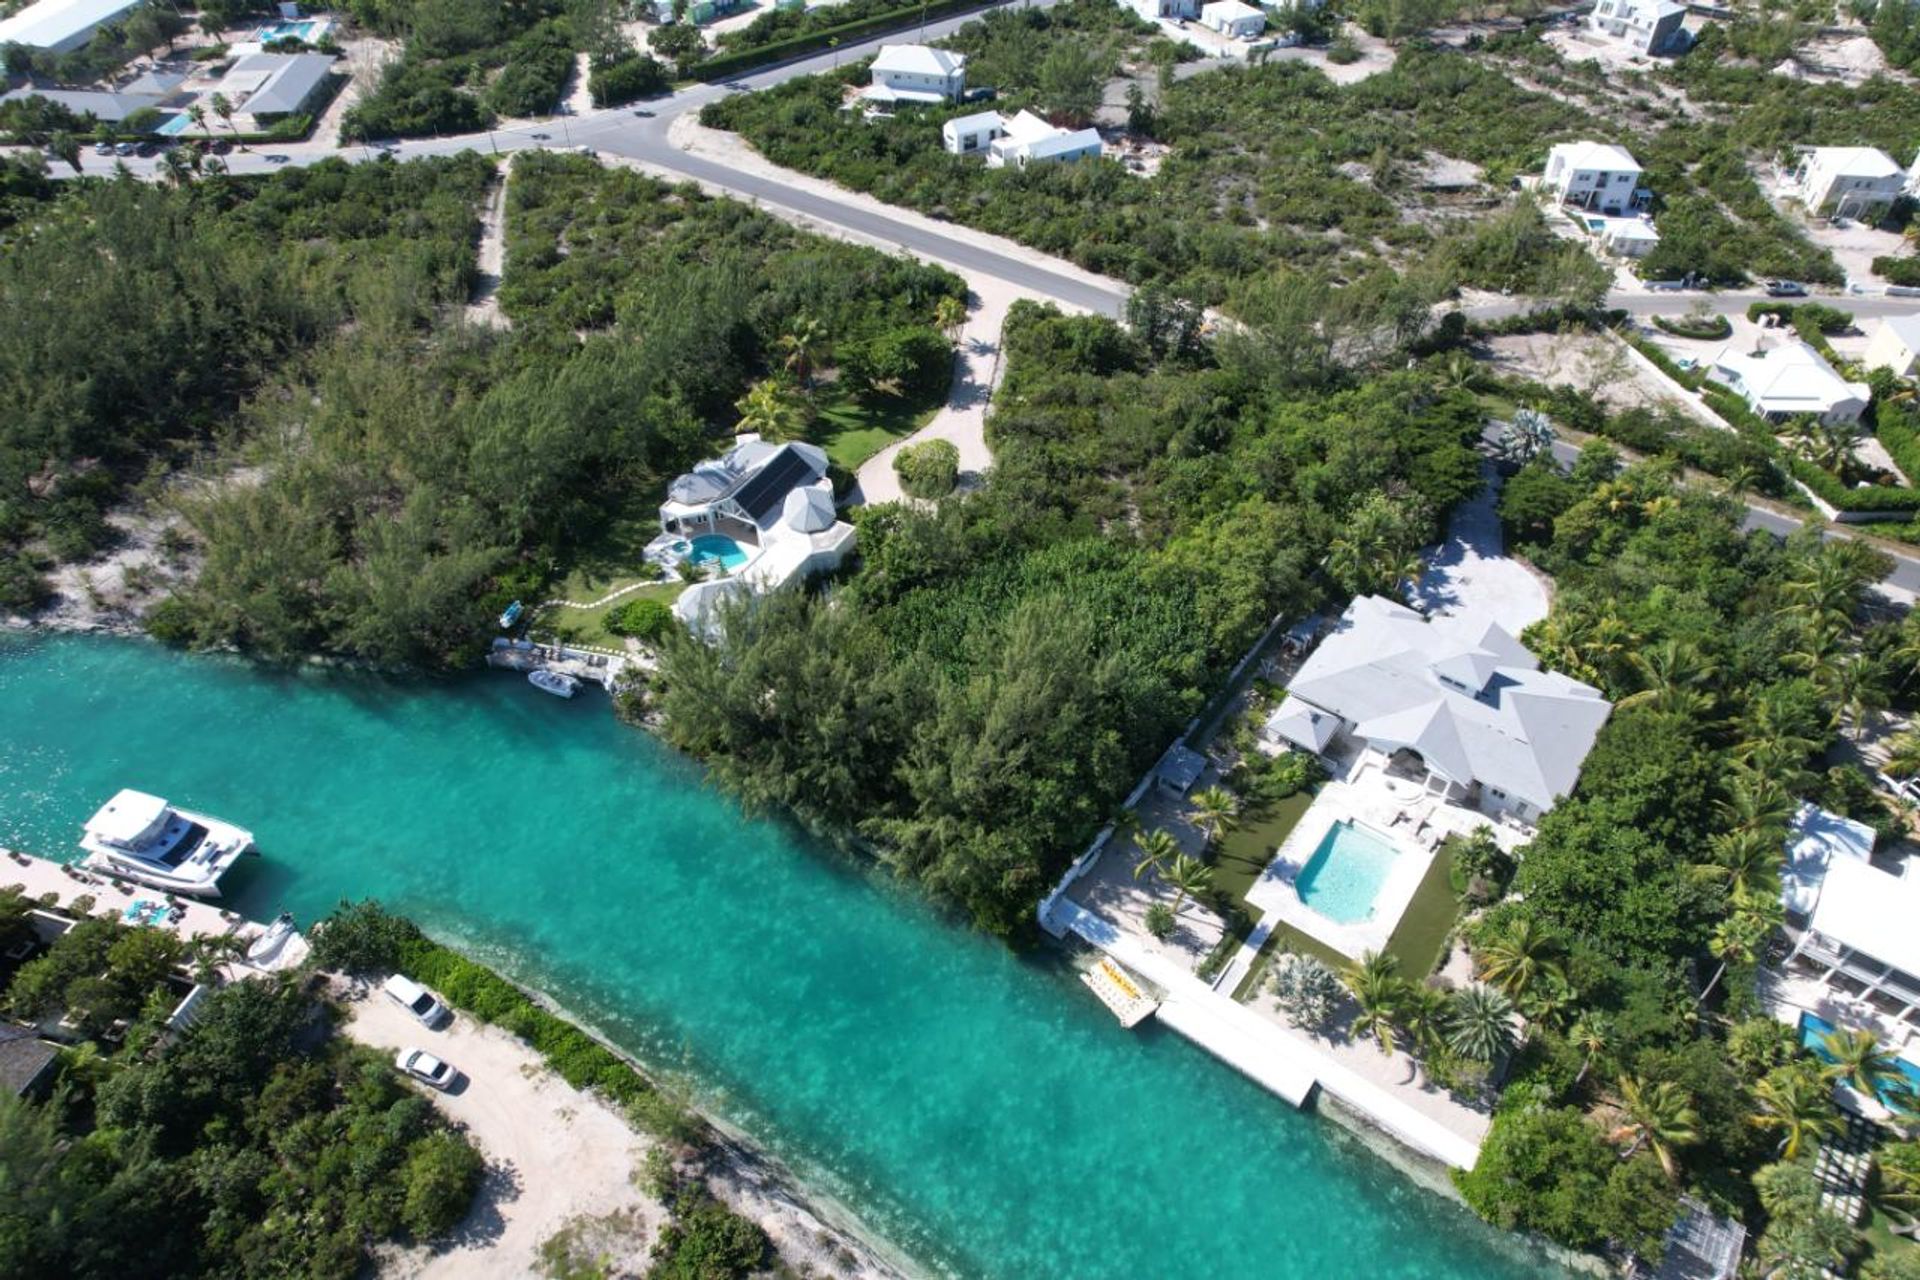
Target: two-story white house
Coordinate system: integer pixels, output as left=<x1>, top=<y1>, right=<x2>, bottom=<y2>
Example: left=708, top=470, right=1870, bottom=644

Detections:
left=1543, top=141, right=1649, bottom=215
left=1586, top=0, right=1689, bottom=56
left=1789, top=146, right=1906, bottom=221
left=862, top=44, right=966, bottom=108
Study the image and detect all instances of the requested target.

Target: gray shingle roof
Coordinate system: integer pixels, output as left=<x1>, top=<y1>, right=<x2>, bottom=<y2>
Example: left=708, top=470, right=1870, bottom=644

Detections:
left=0, top=1029, right=57, bottom=1097
left=1287, top=596, right=1611, bottom=811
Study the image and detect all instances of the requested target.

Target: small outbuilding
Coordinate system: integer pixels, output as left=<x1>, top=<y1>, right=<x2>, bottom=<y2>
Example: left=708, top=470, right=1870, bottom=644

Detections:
left=942, top=109, right=1007, bottom=157
left=1199, top=0, right=1266, bottom=37
left=1864, top=313, right=1920, bottom=379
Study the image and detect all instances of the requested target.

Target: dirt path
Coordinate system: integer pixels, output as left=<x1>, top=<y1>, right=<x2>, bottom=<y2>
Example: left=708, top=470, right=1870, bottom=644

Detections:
left=466, top=162, right=511, bottom=329
left=342, top=985, right=903, bottom=1280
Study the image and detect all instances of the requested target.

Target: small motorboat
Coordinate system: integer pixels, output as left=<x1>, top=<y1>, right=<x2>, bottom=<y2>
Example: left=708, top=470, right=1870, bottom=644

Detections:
left=498, top=600, right=524, bottom=629
left=246, top=912, right=298, bottom=966
left=529, top=669, right=579, bottom=698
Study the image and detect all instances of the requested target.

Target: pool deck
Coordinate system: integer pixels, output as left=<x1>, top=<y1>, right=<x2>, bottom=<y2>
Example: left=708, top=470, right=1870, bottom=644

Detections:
left=1048, top=896, right=1484, bottom=1169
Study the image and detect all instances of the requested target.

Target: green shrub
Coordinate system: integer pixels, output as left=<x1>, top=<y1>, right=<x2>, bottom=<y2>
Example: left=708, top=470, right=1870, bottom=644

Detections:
left=1651, top=313, right=1731, bottom=340
left=402, top=1130, right=485, bottom=1238
left=606, top=596, right=674, bottom=640
left=845, top=325, right=952, bottom=403
left=892, top=438, right=960, bottom=500
left=1874, top=255, right=1920, bottom=288
left=588, top=55, right=668, bottom=108
left=1327, top=33, right=1360, bottom=64
left=312, top=899, right=424, bottom=974
left=650, top=1192, right=769, bottom=1280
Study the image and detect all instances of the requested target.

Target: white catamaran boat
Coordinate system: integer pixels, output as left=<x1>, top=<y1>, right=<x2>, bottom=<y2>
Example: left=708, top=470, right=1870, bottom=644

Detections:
left=77, top=789, right=257, bottom=898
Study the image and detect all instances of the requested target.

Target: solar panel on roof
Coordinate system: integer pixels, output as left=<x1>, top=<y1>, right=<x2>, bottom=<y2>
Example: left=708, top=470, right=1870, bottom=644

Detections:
left=731, top=447, right=815, bottom=522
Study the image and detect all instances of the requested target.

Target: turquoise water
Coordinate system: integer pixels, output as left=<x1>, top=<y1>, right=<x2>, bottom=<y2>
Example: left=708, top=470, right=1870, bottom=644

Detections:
left=1296, top=820, right=1400, bottom=924
left=1798, top=1012, right=1920, bottom=1102
left=0, top=634, right=1561, bottom=1280
left=688, top=532, right=751, bottom=571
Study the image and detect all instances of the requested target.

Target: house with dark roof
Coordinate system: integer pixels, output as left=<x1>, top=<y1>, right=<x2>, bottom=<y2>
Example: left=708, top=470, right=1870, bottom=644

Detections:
left=657, top=433, right=856, bottom=634
left=1267, top=595, right=1612, bottom=825
left=0, top=1026, right=59, bottom=1100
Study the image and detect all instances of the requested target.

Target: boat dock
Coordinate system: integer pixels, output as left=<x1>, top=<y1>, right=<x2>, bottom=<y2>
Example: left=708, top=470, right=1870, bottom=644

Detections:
left=2, top=848, right=309, bottom=974
left=486, top=638, right=632, bottom=690
left=1047, top=898, right=1482, bottom=1171
left=1079, top=956, right=1159, bottom=1027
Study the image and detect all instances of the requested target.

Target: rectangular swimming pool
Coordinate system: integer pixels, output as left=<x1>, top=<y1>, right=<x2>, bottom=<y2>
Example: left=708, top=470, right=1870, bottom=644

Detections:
left=1294, top=820, right=1399, bottom=925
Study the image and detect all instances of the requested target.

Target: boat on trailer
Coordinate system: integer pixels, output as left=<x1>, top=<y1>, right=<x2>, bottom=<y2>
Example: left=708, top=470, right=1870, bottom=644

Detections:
left=78, top=789, right=256, bottom=898
left=528, top=669, right=579, bottom=698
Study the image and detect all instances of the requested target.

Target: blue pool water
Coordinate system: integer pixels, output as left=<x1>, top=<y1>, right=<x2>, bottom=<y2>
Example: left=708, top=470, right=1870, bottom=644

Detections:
left=1295, top=820, right=1400, bottom=923
left=0, top=634, right=1561, bottom=1279
left=1798, top=1011, right=1920, bottom=1102
left=687, top=533, right=751, bottom=570
left=255, top=18, right=327, bottom=41
left=158, top=114, right=195, bottom=136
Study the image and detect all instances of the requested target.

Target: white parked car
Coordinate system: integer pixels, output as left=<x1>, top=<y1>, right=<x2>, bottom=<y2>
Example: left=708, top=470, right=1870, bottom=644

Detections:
left=383, top=973, right=450, bottom=1028
left=394, top=1046, right=457, bottom=1089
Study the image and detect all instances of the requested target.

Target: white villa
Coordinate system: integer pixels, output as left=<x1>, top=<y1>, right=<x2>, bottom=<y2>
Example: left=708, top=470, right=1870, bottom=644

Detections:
left=1266, top=596, right=1612, bottom=826
left=983, top=110, right=1102, bottom=169
left=0, top=0, right=141, bottom=58
left=942, top=109, right=1006, bottom=157
left=217, top=52, right=337, bottom=132
left=656, top=434, right=856, bottom=633
left=1199, top=0, right=1266, bottom=38
left=1864, top=314, right=1920, bottom=379
left=863, top=44, right=966, bottom=108
left=1542, top=140, right=1650, bottom=215
left=1787, top=146, right=1906, bottom=221
left=1592, top=214, right=1660, bottom=259
left=1586, top=0, right=1689, bottom=56
left=1708, top=340, right=1871, bottom=425
left=1127, top=0, right=1198, bottom=17
left=1775, top=804, right=1920, bottom=1042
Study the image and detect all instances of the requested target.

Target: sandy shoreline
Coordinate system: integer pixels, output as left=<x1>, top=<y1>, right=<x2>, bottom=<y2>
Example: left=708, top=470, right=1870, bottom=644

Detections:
left=342, top=979, right=914, bottom=1280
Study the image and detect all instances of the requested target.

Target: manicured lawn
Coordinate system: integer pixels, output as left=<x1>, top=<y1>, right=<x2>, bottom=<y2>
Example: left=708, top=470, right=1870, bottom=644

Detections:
left=807, top=385, right=941, bottom=472
left=537, top=582, right=686, bottom=650
left=1383, top=837, right=1461, bottom=980
left=1211, top=791, right=1314, bottom=918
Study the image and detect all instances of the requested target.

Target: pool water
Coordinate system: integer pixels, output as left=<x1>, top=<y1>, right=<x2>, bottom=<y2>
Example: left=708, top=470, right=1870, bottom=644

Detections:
left=687, top=533, right=750, bottom=570
left=0, top=635, right=1562, bottom=1280
left=1798, top=1011, right=1920, bottom=1102
left=255, top=18, right=329, bottom=41
left=1295, top=820, right=1399, bottom=924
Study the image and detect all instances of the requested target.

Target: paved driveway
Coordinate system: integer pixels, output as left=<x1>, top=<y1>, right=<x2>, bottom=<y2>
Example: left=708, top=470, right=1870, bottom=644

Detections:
left=1409, top=466, right=1550, bottom=633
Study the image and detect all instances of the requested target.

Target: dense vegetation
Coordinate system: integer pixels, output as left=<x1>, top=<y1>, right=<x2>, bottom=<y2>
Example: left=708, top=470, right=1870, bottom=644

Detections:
left=1450, top=452, right=1920, bottom=1273
left=0, top=892, right=482, bottom=1277
left=0, top=155, right=488, bottom=613
left=702, top=6, right=1610, bottom=308
left=650, top=295, right=1486, bottom=932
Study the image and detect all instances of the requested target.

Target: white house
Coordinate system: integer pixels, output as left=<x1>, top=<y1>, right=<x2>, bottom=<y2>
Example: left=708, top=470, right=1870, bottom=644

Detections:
left=1780, top=837, right=1920, bottom=1036
left=658, top=435, right=856, bottom=633
left=1586, top=0, right=1689, bottom=56
left=1788, top=146, right=1906, bottom=221
left=0, top=0, right=143, bottom=57
left=1267, top=596, right=1613, bottom=825
left=942, top=109, right=1006, bottom=157
left=1542, top=140, right=1649, bottom=215
left=1199, top=0, right=1266, bottom=38
left=1127, top=0, right=1199, bottom=17
left=1909, top=150, right=1920, bottom=198
left=1708, top=340, right=1871, bottom=425
left=0, top=82, right=177, bottom=123
left=986, top=110, right=1102, bottom=169
left=1593, top=214, right=1660, bottom=259
left=863, top=44, right=966, bottom=107
left=217, top=52, right=336, bottom=132
left=1865, top=314, right=1920, bottom=379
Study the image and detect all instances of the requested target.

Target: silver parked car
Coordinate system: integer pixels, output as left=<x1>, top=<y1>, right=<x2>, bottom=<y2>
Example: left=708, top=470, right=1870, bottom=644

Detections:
left=394, top=1046, right=458, bottom=1089
left=383, top=973, right=451, bottom=1028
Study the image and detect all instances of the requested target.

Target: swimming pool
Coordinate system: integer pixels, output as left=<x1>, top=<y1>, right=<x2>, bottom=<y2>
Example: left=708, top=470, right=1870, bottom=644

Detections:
left=1294, top=820, right=1399, bottom=924
left=1798, top=1011, right=1920, bottom=1102
left=679, top=534, right=750, bottom=571
left=254, top=17, right=332, bottom=42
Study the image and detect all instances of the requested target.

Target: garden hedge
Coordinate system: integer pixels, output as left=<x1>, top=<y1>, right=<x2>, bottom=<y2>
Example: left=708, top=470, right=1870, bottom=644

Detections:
left=691, top=0, right=999, bottom=81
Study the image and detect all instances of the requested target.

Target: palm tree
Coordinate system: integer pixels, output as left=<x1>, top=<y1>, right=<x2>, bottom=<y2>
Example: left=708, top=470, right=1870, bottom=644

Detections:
left=1719, top=768, right=1795, bottom=836
left=1616, top=640, right=1717, bottom=716
left=1876, top=1142, right=1920, bottom=1239
left=1608, top=1075, right=1700, bottom=1183
left=1164, top=853, right=1213, bottom=911
left=188, top=102, right=210, bottom=145
left=1569, top=1014, right=1609, bottom=1089
left=735, top=377, right=808, bottom=442
left=1131, top=828, right=1179, bottom=884
left=1699, top=904, right=1779, bottom=1004
left=1830, top=651, right=1891, bottom=742
left=1820, top=1026, right=1903, bottom=1101
left=1399, top=983, right=1453, bottom=1062
left=933, top=294, right=968, bottom=343
left=1885, top=730, right=1920, bottom=781
left=210, top=92, right=235, bottom=141
left=48, top=130, right=81, bottom=174
left=1186, top=786, right=1238, bottom=850
left=1781, top=548, right=1869, bottom=637
left=1345, top=950, right=1408, bottom=1056
left=158, top=147, right=194, bottom=189
left=1751, top=1066, right=1841, bottom=1160
left=776, top=315, right=827, bottom=389
left=1446, top=983, right=1518, bottom=1064
left=1474, top=917, right=1565, bottom=1001
left=1695, top=828, right=1784, bottom=906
